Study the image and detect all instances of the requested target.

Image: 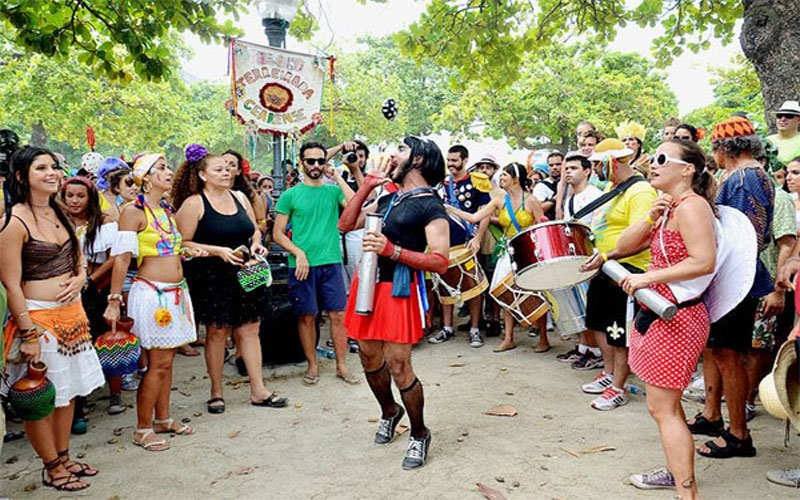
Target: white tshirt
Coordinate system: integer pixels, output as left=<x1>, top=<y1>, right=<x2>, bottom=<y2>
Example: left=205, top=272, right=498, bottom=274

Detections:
left=562, top=185, right=603, bottom=225
left=533, top=179, right=556, bottom=202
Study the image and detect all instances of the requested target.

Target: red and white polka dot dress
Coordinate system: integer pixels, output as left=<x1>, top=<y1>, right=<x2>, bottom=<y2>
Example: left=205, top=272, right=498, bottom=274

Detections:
left=628, top=227, right=710, bottom=390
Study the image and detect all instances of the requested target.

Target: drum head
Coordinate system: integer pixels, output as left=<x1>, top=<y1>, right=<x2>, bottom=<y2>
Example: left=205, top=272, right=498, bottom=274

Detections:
left=514, top=258, right=598, bottom=291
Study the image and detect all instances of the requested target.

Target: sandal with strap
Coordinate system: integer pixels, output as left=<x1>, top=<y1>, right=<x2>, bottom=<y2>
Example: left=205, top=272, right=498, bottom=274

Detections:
left=132, top=428, right=170, bottom=452
left=686, top=412, right=724, bottom=437
left=42, top=457, right=89, bottom=491
left=58, top=449, right=99, bottom=477
left=153, top=418, right=194, bottom=435
left=698, top=428, right=757, bottom=459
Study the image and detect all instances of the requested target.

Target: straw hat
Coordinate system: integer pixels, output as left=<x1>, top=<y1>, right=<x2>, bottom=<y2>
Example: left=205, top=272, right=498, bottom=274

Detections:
left=759, top=340, right=800, bottom=432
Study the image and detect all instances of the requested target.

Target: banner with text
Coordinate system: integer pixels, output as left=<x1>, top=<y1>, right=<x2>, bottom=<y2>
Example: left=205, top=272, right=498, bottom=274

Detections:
left=230, top=39, right=324, bottom=136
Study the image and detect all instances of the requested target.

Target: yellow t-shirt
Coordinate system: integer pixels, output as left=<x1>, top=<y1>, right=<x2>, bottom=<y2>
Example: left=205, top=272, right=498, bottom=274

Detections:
left=591, top=179, right=656, bottom=271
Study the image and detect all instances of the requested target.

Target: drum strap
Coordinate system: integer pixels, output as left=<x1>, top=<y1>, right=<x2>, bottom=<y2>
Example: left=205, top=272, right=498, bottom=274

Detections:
left=504, top=193, right=523, bottom=234
left=571, top=175, right=646, bottom=221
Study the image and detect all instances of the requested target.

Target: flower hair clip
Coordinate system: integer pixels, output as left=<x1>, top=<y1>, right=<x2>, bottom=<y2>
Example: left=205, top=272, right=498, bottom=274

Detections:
left=185, top=143, right=208, bottom=163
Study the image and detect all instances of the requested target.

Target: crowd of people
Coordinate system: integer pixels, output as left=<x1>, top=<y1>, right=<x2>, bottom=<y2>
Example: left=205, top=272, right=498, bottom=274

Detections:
left=1, top=99, right=800, bottom=496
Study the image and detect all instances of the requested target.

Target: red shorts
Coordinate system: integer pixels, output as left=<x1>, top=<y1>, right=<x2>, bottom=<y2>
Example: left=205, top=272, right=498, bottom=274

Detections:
left=345, top=276, right=425, bottom=344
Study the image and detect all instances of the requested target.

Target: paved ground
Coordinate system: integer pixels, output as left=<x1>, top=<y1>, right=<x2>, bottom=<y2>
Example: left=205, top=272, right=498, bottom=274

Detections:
left=1, top=323, right=797, bottom=499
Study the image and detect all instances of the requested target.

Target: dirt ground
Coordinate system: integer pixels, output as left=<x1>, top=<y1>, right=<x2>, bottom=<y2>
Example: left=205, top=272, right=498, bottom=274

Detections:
left=1, top=322, right=798, bottom=499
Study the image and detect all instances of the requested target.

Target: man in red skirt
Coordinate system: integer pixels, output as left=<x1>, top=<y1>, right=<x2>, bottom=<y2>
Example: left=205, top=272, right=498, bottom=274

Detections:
left=338, top=136, right=449, bottom=469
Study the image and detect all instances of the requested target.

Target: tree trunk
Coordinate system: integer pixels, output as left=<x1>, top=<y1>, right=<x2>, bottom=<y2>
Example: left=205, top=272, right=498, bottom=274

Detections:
left=29, top=120, right=47, bottom=147
left=741, top=0, right=800, bottom=133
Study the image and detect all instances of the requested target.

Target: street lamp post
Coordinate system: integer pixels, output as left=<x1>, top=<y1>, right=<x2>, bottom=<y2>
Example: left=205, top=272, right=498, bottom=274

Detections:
left=257, top=0, right=299, bottom=194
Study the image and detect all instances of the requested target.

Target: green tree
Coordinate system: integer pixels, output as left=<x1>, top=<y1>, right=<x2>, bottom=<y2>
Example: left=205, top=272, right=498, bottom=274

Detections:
left=378, top=0, right=796, bottom=132
left=0, top=0, right=244, bottom=81
left=436, top=45, right=678, bottom=150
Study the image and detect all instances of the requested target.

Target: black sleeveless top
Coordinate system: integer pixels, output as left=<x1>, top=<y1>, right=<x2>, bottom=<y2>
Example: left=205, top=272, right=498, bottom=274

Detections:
left=193, top=192, right=254, bottom=250
left=14, top=215, right=76, bottom=282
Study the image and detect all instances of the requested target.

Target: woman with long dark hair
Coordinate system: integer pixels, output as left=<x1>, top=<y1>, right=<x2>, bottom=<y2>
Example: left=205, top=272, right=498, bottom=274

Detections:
left=446, top=163, right=548, bottom=352
left=103, top=154, right=203, bottom=452
left=222, top=150, right=268, bottom=235
left=61, top=177, right=124, bottom=415
left=617, top=139, right=717, bottom=498
left=0, top=147, right=104, bottom=491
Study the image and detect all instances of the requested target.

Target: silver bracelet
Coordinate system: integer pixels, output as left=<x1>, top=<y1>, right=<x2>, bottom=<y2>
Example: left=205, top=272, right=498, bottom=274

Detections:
left=390, top=245, right=402, bottom=261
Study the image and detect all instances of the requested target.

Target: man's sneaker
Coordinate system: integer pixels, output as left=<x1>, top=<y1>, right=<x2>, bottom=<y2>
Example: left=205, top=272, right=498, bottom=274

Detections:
left=766, top=468, right=800, bottom=488
left=581, top=372, right=613, bottom=394
left=556, top=346, right=582, bottom=363
left=375, top=406, right=405, bottom=444
left=402, top=429, right=432, bottom=470
left=469, top=331, right=485, bottom=348
left=571, top=351, right=604, bottom=371
left=745, top=402, right=756, bottom=422
left=121, top=373, right=140, bottom=391
left=629, top=467, right=676, bottom=490
left=591, top=386, right=627, bottom=411
left=428, top=329, right=454, bottom=344
left=107, top=394, right=126, bottom=415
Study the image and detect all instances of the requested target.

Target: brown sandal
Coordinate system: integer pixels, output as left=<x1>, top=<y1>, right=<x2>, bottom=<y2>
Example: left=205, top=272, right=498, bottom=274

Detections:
left=58, top=449, right=99, bottom=477
left=42, top=457, right=89, bottom=491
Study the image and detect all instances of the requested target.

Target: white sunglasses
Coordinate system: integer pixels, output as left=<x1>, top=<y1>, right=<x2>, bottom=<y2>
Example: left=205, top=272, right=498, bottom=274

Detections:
left=652, top=152, right=691, bottom=168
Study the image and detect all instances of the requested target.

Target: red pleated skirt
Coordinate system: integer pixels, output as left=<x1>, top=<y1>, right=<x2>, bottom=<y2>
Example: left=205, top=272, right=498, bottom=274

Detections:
left=345, top=276, right=425, bottom=344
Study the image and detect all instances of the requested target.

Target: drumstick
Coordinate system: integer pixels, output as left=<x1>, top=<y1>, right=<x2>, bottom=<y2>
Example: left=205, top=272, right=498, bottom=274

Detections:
left=602, top=260, right=677, bottom=321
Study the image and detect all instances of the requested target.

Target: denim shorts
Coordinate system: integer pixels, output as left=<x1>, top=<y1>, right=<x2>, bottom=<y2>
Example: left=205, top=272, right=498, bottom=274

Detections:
left=288, top=263, right=347, bottom=315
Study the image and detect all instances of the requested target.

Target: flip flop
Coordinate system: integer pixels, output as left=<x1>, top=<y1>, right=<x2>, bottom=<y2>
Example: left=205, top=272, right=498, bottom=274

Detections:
left=302, top=374, right=320, bottom=386
left=532, top=345, right=552, bottom=353
left=336, top=372, right=360, bottom=385
left=177, top=345, right=201, bottom=357
left=153, top=418, right=194, bottom=435
left=493, top=344, right=517, bottom=353
left=251, top=392, right=289, bottom=408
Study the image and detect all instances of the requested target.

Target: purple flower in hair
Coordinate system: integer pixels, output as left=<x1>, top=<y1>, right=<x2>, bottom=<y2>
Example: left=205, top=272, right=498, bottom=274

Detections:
left=185, top=143, right=208, bottom=163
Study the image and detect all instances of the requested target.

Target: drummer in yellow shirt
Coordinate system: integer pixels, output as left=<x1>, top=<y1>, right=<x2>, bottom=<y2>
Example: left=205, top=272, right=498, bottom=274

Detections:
left=579, top=139, right=657, bottom=411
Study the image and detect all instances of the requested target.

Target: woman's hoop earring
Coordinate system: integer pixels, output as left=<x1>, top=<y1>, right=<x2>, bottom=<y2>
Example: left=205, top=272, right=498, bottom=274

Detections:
left=142, top=179, right=152, bottom=194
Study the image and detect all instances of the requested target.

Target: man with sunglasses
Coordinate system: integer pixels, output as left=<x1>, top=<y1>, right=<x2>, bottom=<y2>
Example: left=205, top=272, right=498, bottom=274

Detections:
left=273, top=142, right=359, bottom=387
left=767, top=101, right=800, bottom=165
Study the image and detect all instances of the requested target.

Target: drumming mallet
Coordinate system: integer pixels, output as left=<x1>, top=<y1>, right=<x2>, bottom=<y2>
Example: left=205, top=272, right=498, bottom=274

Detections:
left=355, top=213, right=383, bottom=315
left=602, top=260, right=677, bottom=320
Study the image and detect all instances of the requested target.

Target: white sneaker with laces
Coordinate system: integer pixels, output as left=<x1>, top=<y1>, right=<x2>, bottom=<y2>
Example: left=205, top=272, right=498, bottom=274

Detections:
left=591, top=386, right=627, bottom=411
left=469, top=330, right=484, bottom=348
left=581, top=372, right=612, bottom=394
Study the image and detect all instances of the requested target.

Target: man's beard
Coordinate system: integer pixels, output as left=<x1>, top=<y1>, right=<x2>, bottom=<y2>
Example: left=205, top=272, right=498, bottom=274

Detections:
left=303, top=167, right=322, bottom=179
left=391, top=157, right=414, bottom=184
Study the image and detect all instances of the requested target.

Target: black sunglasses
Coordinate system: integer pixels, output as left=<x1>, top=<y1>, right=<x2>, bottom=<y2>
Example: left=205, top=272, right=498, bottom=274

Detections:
left=303, top=158, right=326, bottom=165
left=777, top=113, right=798, bottom=120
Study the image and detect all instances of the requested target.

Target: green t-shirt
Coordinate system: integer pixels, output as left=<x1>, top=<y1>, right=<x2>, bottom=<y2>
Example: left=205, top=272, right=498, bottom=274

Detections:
left=275, top=183, right=345, bottom=268
left=761, top=188, right=796, bottom=278
left=767, top=133, right=800, bottom=165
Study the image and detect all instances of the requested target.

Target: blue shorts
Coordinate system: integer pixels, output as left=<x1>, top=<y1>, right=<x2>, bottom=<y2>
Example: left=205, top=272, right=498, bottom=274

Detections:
left=288, top=264, right=347, bottom=315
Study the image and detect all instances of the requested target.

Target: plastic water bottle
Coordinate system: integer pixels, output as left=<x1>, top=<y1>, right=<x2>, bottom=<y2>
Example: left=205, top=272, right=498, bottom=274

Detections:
left=316, top=346, right=336, bottom=360
left=625, top=383, right=645, bottom=395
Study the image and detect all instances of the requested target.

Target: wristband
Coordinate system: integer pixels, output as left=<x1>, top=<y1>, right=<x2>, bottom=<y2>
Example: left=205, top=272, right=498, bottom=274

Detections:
left=391, top=245, right=402, bottom=261
left=601, top=252, right=609, bottom=263
left=16, top=311, right=29, bottom=319
left=107, top=293, right=124, bottom=304
left=645, top=215, right=655, bottom=226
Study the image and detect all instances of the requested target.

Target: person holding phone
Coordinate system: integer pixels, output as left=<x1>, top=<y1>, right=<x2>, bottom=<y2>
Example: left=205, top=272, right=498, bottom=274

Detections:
left=172, top=145, right=287, bottom=414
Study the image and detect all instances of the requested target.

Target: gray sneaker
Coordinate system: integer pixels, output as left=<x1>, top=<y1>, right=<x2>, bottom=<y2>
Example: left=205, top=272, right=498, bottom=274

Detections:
left=121, top=373, right=139, bottom=391
left=107, top=394, right=126, bottom=415
left=629, top=467, right=676, bottom=490
left=402, top=429, right=431, bottom=470
left=469, top=331, right=484, bottom=348
left=766, top=468, right=800, bottom=488
left=375, top=406, right=405, bottom=444
left=428, top=329, right=454, bottom=344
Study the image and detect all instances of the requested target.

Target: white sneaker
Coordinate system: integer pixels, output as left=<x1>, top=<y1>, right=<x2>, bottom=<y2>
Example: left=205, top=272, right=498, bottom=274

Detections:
left=469, top=331, right=484, bottom=348
left=581, top=372, right=612, bottom=394
left=591, top=386, right=627, bottom=411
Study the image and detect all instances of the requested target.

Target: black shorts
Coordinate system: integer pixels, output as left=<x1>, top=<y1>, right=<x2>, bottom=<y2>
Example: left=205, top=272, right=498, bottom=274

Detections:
left=707, top=295, right=759, bottom=353
left=584, top=264, right=643, bottom=347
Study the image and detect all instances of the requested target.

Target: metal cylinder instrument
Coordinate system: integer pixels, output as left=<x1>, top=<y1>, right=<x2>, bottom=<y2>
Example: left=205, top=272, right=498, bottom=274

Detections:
left=355, top=213, right=383, bottom=315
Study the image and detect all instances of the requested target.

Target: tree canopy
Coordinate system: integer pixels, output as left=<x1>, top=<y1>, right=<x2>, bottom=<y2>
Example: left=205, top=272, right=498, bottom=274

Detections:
left=0, top=0, right=245, bottom=81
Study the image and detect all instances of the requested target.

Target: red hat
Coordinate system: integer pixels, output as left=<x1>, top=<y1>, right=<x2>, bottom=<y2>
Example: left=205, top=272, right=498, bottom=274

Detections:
left=711, top=116, right=756, bottom=141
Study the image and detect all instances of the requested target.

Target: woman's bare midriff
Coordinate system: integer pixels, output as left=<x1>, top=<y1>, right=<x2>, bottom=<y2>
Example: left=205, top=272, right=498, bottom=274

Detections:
left=22, top=272, right=76, bottom=302
left=137, top=255, right=184, bottom=283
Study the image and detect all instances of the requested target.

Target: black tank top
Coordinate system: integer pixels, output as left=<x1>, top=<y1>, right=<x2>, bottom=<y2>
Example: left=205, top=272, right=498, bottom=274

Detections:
left=193, top=192, right=254, bottom=250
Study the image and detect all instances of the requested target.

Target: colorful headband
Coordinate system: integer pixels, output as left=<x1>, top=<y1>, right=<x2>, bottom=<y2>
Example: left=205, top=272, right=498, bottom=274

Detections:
left=711, top=116, right=756, bottom=141
left=132, top=153, right=163, bottom=185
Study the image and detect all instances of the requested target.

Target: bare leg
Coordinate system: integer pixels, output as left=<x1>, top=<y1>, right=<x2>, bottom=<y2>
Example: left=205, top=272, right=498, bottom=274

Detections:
left=612, top=346, right=630, bottom=389
left=647, top=385, right=699, bottom=500
left=204, top=325, right=230, bottom=402
left=690, top=348, right=723, bottom=423
left=745, top=348, right=771, bottom=405
left=535, top=315, right=550, bottom=350
left=25, top=415, right=88, bottom=489
left=468, top=296, right=482, bottom=329
left=137, top=348, right=176, bottom=428
left=441, top=303, right=454, bottom=329
left=328, top=311, right=352, bottom=377
left=297, top=314, right=319, bottom=378
left=497, top=309, right=516, bottom=350
left=594, top=330, right=614, bottom=374
left=699, top=347, right=750, bottom=451
left=234, top=321, right=272, bottom=400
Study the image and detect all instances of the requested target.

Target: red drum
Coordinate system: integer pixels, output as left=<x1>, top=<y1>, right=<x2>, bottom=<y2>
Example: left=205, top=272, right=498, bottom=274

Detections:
left=508, top=221, right=597, bottom=291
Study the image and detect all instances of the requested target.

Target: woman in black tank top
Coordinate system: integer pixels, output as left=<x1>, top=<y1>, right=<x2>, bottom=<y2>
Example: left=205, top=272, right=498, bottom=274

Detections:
left=173, top=149, right=288, bottom=413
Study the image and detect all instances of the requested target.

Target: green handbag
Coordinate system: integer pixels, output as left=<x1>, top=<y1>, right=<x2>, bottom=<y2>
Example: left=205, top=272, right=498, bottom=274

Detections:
left=237, top=255, right=273, bottom=292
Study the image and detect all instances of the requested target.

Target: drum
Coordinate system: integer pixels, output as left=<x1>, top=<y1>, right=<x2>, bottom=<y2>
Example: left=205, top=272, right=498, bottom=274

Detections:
left=433, top=247, right=489, bottom=305
left=508, top=221, right=597, bottom=290
left=543, top=283, right=588, bottom=337
left=490, top=273, right=549, bottom=327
